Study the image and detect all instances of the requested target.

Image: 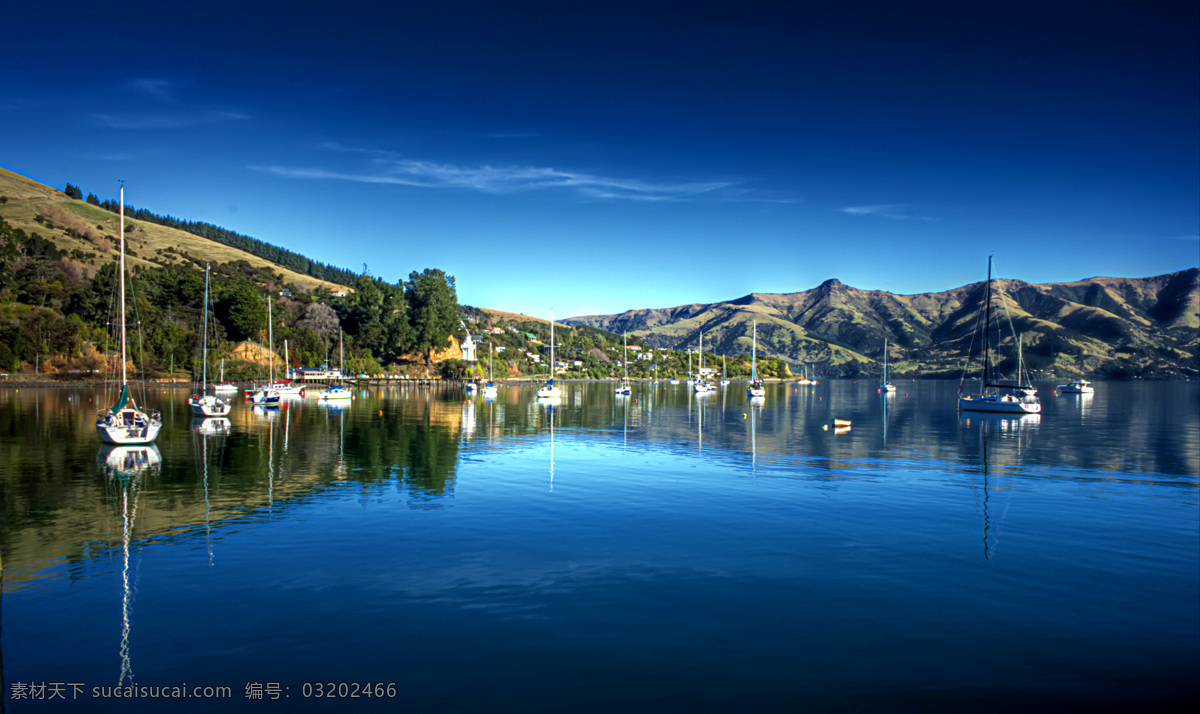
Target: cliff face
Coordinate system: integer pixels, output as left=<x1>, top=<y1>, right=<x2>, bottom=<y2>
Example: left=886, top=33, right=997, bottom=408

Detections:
left=564, top=269, right=1200, bottom=379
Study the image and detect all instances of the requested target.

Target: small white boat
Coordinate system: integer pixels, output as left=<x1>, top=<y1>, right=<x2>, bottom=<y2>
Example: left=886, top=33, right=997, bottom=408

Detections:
left=880, top=337, right=896, bottom=393
left=317, top=384, right=353, bottom=402
left=720, top=355, right=730, bottom=386
left=244, top=299, right=301, bottom=401
left=616, top=333, right=632, bottom=395
left=747, top=321, right=766, bottom=398
left=189, top=392, right=232, bottom=417
left=481, top=343, right=499, bottom=398
left=317, top=334, right=353, bottom=401
left=248, top=388, right=281, bottom=407
left=693, top=331, right=715, bottom=393
left=536, top=309, right=563, bottom=398
left=1057, top=380, right=1094, bottom=394
left=189, top=265, right=232, bottom=417
left=213, top=358, right=238, bottom=393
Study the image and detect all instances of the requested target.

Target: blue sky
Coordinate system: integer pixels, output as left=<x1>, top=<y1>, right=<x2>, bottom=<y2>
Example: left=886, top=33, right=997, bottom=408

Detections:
left=3, top=1, right=1196, bottom=319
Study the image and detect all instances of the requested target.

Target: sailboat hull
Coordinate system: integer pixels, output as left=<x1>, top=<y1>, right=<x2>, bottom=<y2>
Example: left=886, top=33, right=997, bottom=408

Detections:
left=959, top=395, right=1041, bottom=414
left=188, top=395, right=231, bottom=417
left=96, top=412, right=163, bottom=445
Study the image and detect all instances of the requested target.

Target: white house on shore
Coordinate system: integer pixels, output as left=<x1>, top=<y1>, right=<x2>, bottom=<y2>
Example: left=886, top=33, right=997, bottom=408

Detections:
left=461, top=331, right=477, bottom=361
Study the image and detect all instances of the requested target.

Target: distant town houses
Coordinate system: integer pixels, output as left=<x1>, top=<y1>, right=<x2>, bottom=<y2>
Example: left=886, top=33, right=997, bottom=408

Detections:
left=331, top=288, right=348, bottom=298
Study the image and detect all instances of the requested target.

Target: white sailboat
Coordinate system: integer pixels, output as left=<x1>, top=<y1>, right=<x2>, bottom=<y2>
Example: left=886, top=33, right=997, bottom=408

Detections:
left=273, top=340, right=305, bottom=397
left=879, top=337, right=896, bottom=393
left=188, top=264, right=232, bottom=417
left=615, top=333, right=632, bottom=395
left=481, top=342, right=499, bottom=398
left=536, top=309, right=562, bottom=398
left=247, top=297, right=280, bottom=405
left=318, top=331, right=353, bottom=402
left=693, top=331, right=715, bottom=393
left=959, top=256, right=1041, bottom=414
left=796, top=362, right=813, bottom=385
left=212, top=358, right=238, bottom=393
left=747, top=321, right=765, bottom=398
left=96, top=184, right=162, bottom=445
left=720, top=354, right=730, bottom=386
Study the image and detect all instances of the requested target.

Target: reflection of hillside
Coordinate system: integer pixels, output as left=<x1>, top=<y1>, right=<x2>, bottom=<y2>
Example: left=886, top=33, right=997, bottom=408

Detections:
left=2, top=390, right=465, bottom=590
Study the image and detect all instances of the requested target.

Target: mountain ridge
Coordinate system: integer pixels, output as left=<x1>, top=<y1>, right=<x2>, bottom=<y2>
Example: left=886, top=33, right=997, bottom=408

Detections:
left=563, top=269, right=1199, bottom=379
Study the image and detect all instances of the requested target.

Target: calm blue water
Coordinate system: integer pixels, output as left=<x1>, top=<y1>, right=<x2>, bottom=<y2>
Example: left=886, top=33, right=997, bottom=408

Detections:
left=3, top=380, right=1197, bottom=712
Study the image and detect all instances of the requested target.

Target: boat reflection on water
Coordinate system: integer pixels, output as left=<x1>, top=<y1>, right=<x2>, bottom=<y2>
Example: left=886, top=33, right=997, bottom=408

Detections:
left=192, top=418, right=230, bottom=567
left=960, top=411, right=1040, bottom=561
left=99, top=443, right=162, bottom=482
left=97, top=444, right=161, bottom=687
left=192, top=417, right=231, bottom=436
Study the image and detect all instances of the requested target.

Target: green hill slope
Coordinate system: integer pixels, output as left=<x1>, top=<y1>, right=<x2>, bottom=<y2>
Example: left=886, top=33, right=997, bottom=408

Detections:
left=0, top=168, right=349, bottom=291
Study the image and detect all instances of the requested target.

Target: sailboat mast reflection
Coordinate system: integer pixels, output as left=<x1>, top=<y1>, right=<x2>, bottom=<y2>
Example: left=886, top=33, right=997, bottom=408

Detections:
left=119, top=483, right=134, bottom=685
left=99, top=444, right=161, bottom=688
left=980, top=423, right=993, bottom=561
left=750, top=400, right=757, bottom=475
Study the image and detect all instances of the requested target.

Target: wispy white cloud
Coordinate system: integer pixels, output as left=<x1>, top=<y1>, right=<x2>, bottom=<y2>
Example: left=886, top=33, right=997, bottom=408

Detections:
left=128, top=78, right=178, bottom=101
left=840, top=204, right=932, bottom=220
left=92, top=110, right=248, bottom=129
left=254, top=148, right=736, bottom=201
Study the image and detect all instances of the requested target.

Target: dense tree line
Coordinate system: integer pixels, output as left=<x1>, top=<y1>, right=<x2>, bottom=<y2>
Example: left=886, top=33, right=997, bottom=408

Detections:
left=78, top=191, right=358, bottom=286
left=0, top=214, right=463, bottom=377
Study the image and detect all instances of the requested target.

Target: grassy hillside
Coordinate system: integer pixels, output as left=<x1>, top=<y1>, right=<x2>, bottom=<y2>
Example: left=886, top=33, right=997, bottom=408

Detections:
left=0, top=168, right=349, bottom=291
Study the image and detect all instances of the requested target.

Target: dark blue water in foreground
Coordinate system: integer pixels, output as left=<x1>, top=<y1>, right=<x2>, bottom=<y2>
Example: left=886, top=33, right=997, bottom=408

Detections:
left=3, top=380, right=1197, bottom=712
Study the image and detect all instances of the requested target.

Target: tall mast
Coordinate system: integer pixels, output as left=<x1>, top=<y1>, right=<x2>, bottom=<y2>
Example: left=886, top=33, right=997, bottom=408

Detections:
left=751, top=321, right=757, bottom=379
left=202, top=263, right=210, bottom=390
left=268, top=296, right=274, bottom=382
left=550, top=309, right=555, bottom=381
left=119, top=183, right=127, bottom=387
left=983, top=255, right=993, bottom=389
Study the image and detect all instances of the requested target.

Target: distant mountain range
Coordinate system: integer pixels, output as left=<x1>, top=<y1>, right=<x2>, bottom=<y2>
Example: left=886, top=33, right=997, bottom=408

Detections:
left=564, top=270, right=1199, bottom=379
